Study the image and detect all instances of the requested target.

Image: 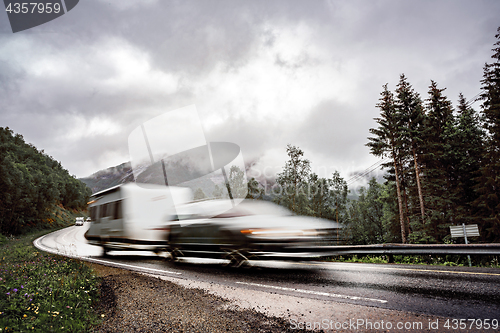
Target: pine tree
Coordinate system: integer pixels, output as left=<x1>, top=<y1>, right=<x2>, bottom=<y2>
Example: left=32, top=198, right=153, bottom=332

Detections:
left=452, top=94, right=485, bottom=225
left=193, top=188, right=206, bottom=200
left=213, top=184, right=224, bottom=199
left=367, top=84, right=409, bottom=243
left=395, top=74, right=426, bottom=235
left=275, top=145, right=311, bottom=214
left=379, top=180, right=403, bottom=243
left=330, top=170, right=349, bottom=224
left=246, top=177, right=264, bottom=200
left=346, top=178, right=384, bottom=244
left=308, top=173, right=334, bottom=219
left=228, top=165, right=247, bottom=199
left=475, top=27, right=500, bottom=242
left=420, top=80, right=456, bottom=243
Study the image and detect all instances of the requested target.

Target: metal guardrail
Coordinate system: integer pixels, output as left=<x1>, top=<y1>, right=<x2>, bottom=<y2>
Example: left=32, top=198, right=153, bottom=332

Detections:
left=294, top=243, right=500, bottom=256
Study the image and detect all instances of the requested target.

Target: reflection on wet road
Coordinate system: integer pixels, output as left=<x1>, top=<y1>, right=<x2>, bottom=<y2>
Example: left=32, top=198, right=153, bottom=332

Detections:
left=35, top=225, right=500, bottom=320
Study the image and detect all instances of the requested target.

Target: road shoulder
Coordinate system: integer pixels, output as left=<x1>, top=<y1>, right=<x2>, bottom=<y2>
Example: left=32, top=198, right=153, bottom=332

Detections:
left=91, top=264, right=311, bottom=332
left=91, top=263, right=453, bottom=332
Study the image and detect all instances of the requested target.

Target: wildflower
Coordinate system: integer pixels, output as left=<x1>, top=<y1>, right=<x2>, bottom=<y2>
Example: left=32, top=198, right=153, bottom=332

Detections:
left=13, top=288, right=17, bottom=292
left=101, top=314, right=105, bottom=317
left=23, top=314, right=27, bottom=318
left=6, top=293, right=9, bottom=295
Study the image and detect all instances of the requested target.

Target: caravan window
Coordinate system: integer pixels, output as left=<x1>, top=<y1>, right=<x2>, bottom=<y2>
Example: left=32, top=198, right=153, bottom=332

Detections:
left=99, top=204, right=107, bottom=218
left=89, top=206, right=98, bottom=221
left=96, top=200, right=122, bottom=220
left=106, top=202, right=115, bottom=218
left=114, top=200, right=123, bottom=219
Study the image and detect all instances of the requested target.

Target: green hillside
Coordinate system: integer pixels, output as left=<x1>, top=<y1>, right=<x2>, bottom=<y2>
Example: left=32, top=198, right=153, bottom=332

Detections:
left=0, top=127, right=91, bottom=235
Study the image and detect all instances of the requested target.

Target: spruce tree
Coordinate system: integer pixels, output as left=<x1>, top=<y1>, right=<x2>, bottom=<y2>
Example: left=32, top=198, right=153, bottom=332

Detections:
left=394, top=74, right=426, bottom=236
left=420, top=81, right=456, bottom=243
left=475, top=27, right=500, bottom=242
left=379, top=180, right=403, bottom=243
left=453, top=94, right=485, bottom=225
left=330, top=170, right=349, bottom=224
left=346, top=178, right=384, bottom=245
left=367, top=84, right=409, bottom=243
left=308, top=173, right=334, bottom=219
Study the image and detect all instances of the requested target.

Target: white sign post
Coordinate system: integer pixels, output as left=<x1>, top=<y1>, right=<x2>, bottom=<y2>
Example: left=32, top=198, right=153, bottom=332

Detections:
left=449, top=224, right=480, bottom=267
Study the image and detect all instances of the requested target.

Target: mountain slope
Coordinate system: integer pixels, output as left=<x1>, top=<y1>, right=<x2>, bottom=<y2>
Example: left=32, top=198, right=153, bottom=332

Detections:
left=79, top=162, right=135, bottom=193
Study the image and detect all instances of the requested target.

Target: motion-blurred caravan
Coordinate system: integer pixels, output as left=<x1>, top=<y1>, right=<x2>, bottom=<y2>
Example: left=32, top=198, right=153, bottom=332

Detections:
left=84, top=183, right=191, bottom=255
left=84, top=184, right=341, bottom=266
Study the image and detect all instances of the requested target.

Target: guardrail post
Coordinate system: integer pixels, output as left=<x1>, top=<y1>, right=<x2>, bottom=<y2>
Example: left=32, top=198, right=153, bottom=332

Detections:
left=387, top=254, right=394, bottom=263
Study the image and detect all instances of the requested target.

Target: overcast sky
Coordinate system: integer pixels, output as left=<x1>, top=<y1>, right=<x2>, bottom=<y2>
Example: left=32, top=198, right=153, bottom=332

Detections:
left=1, top=0, right=499, bottom=190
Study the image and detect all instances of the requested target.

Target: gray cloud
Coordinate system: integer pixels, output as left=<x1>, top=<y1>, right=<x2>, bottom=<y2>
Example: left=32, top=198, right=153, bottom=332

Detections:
left=0, top=0, right=499, bottom=180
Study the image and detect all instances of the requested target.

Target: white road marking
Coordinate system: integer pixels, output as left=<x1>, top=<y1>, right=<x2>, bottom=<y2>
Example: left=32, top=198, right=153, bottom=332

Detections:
left=235, top=281, right=388, bottom=304
left=61, top=230, right=69, bottom=244
left=303, top=262, right=500, bottom=277
left=33, top=233, right=182, bottom=276
left=85, top=258, right=182, bottom=275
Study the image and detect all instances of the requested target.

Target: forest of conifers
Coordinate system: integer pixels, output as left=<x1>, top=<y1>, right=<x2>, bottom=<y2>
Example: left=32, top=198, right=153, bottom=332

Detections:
left=0, top=127, right=91, bottom=235
left=260, top=27, right=500, bottom=245
left=364, top=27, right=500, bottom=244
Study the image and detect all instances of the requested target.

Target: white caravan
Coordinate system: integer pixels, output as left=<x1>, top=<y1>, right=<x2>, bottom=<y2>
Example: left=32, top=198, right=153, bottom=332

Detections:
left=84, top=183, right=192, bottom=255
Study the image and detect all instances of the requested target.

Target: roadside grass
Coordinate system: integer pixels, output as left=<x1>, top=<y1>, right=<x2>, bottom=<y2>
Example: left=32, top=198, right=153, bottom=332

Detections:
left=331, top=254, right=500, bottom=268
left=0, top=230, right=102, bottom=332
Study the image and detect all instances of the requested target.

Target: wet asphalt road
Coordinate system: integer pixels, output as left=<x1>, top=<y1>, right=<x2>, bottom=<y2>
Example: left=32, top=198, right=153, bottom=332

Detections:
left=35, top=225, right=500, bottom=321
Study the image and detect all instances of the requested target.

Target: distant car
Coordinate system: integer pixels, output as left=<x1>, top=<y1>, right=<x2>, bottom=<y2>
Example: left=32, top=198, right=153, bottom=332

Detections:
left=75, top=217, right=84, bottom=226
left=168, top=200, right=341, bottom=266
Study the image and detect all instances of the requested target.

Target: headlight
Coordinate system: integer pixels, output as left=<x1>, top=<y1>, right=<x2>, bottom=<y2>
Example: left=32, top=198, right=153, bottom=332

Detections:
left=240, top=229, right=319, bottom=237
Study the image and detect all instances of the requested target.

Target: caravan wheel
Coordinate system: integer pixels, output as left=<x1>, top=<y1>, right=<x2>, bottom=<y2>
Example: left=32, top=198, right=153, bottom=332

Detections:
left=222, top=249, right=250, bottom=268
left=168, top=248, right=183, bottom=263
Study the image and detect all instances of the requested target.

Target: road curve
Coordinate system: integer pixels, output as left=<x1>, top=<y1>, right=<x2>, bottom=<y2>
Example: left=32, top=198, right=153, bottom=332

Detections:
left=34, top=225, right=500, bottom=332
